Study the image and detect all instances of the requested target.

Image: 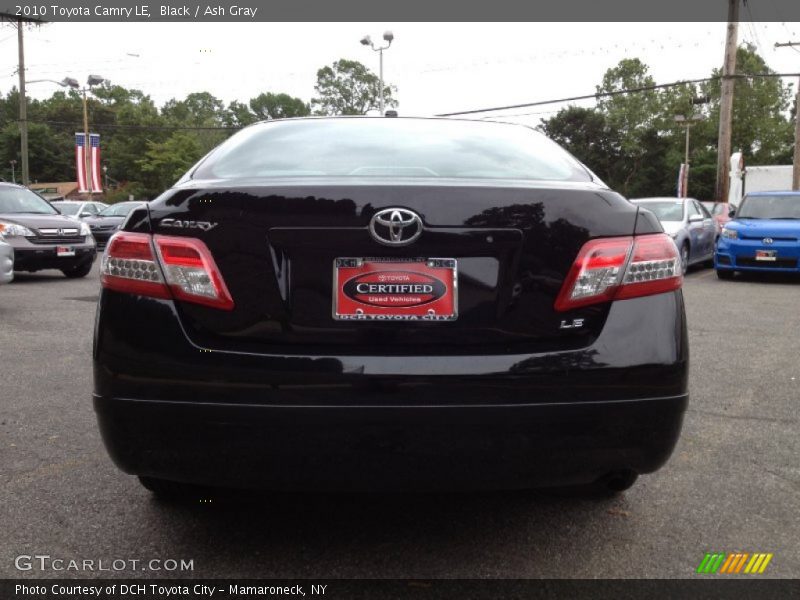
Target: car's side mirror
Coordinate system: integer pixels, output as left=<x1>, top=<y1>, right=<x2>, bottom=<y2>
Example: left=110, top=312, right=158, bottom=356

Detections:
left=79, top=212, right=91, bottom=218
left=688, top=214, right=704, bottom=223
left=728, top=209, right=736, bottom=218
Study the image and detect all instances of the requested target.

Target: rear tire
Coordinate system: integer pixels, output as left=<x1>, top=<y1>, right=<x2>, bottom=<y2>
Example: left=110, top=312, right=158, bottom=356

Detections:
left=716, top=269, right=734, bottom=280
left=138, top=476, right=203, bottom=499
left=61, top=261, right=93, bottom=278
left=544, top=471, right=639, bottom=499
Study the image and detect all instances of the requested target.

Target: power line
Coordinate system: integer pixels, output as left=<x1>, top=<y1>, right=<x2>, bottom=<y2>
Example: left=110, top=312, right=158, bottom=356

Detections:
left=27, top=119, right=242, bottom=131
left=436, top=72, right=800, bottom=117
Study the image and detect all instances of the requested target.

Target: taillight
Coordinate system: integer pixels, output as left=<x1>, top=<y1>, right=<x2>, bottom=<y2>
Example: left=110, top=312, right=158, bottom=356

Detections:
left=153, top=235, right=234, bottom=310
left=554, top=234, right=681, bottom=312
left=100, top=232, right=171, bottom=300
left=100, top=232, right=234, bottom=310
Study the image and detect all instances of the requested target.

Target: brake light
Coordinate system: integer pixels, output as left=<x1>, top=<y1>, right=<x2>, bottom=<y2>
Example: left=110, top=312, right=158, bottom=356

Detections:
left=100, top=232, right=171, bottom=300
left=154, top=235, right=234, bottom=310
left=554, top=234, right=681, bottom=312
left=100, top=232, right=234, bottom=310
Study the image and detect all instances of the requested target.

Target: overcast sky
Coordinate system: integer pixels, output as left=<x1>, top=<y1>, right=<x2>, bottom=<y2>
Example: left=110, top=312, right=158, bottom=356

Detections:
left=2, top=21, right=799, bottom=127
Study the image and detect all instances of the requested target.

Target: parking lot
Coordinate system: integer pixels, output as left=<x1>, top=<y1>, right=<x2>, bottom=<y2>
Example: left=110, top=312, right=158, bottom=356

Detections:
left=1, top=263, right=798, bottom=579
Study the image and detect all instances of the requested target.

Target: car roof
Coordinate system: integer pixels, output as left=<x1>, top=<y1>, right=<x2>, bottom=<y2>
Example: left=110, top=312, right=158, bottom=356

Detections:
left=630, top=197, right=694, bottom=203
left=744, top=191, right=800, bottom=196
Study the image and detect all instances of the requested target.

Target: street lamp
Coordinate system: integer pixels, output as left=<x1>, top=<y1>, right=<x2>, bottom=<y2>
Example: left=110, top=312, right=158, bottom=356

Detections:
left=360, top=30, right=394, bottom=115
left=674, top=112, right=706, bottom=198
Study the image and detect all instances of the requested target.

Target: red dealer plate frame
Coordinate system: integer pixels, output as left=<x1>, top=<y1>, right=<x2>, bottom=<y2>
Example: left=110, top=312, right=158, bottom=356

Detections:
left=333, top=257, right=458, bottom=321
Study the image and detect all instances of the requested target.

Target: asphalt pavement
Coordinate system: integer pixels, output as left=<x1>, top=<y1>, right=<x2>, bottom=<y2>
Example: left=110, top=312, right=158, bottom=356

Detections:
left=1, top=263, right=798, bottom=579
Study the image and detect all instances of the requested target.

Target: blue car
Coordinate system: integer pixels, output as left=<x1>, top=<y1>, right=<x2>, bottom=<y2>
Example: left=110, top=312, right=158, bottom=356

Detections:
left=715, top=191, right=800, bottom=279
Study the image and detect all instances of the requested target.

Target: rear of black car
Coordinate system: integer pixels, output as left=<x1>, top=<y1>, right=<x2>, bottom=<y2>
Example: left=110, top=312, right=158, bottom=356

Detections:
left=93, top=118, right=688, bottom=493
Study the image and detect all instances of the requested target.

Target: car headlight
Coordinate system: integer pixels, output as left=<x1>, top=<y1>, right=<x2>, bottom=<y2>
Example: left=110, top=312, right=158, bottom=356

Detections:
left=0, top=220, right=34, bottom=238
left=721, top=228, right=738, bottom=239
left=80, top=222, right=92, bottom=236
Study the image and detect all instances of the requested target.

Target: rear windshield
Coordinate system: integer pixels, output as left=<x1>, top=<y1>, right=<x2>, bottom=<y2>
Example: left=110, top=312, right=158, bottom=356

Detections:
left=52, top=202, right=80, bottom=216
left=738, top=195, right=800, bottom=219
left=0, top=187, right=59, bottom=215
left=191, top=119, right=592, bottom=183
left=634, top=201, right=684, bottom=222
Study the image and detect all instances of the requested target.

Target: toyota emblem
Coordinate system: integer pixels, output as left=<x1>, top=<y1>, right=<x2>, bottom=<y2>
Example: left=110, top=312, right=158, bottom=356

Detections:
left=369, top=208, right=423, bottom=246
left=763, top=238, right=773, bottom=245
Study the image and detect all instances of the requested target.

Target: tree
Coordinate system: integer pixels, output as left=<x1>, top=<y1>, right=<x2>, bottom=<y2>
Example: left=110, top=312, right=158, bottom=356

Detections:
left=249, top=92, right=310, bottom=121
left=138, top=132, right=203, bottom=193
left=538, top=106, right=618, bottom=184
left=311, top=59, right=397, bottom=115
left=700, top=44, right=793, bottom=166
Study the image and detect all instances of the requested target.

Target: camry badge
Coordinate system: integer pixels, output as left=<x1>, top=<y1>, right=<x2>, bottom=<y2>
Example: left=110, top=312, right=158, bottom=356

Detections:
left=369, top=208, right=423, bottom=246
left=762, top=238, right=773, bottom=245
left=161, top=218, right=218, bottom=232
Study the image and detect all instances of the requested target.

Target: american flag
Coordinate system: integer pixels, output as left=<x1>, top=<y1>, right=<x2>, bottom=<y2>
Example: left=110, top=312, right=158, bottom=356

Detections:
left=75, top=133, right=102, bottom=193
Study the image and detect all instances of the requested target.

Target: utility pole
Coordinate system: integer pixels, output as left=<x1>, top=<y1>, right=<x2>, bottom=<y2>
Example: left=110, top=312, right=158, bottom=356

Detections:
left=17, top=19, right=29, bottom=186
left=715, top=0, right=739, bottom=202
left=775, top=41, right=800, bottom=190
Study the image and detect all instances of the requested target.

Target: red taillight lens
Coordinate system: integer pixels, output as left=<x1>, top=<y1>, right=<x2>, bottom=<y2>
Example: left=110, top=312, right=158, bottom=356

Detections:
left=153, top=235, right=234, bottom=310
left=555, top=234, right=681, bottom=312
left=100, top=232, right=171, bottom=299
left=100, top=232, right=234, bottom=311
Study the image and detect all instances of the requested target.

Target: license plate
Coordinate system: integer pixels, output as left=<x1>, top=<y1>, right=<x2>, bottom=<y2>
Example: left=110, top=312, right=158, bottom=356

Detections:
left=56, top=246, right=75, bottom=257
left=333, top=258, right=457, bottom=321
left=755, top=249, right=776, bottom=261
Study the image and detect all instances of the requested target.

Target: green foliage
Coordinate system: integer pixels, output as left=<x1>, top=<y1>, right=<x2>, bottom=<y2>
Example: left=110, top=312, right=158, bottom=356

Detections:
left=138, top=132, right=203, bottom=192
left=250, top=92, right=310, bottom=121
left=311, top=59, right=397, bottom=115
left=0, top=85, right=308, bottom=196
left=541, top=46, right=795, bottom=199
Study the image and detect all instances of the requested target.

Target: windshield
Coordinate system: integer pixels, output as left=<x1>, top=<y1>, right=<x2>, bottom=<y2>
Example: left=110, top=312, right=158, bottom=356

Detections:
left=192, top=119, right=593, bottom=182
left=738, top=195, right=800, bottom=219
left=99, top=202, right=141, bottom=217
left=0, top=187, right=59, bottom=215
left=52, top=202, right=81, bottom=216
left=634, top=201, right=684, bottom=222
left=701, top=201, right=728, bottom=216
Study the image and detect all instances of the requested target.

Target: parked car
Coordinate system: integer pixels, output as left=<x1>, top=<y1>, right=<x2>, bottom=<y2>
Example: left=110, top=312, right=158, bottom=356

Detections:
left=630, top=197, right=717, bottom=273
left=83, top=202, right=147, bottom=248
left=0, top=239, right=13, bottom=284
left=94, top=117, right=688, bottom=497
left=715, top=190, right=800, bottom=279
left=701, top=201, right=737, bottom=229
left=0, top=183, right=97, bottom=278
left=51, top=200, right=109, bottom=220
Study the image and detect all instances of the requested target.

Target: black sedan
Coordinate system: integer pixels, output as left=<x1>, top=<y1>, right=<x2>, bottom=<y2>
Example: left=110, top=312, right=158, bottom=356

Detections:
left=83, top=201, right=146, bottom=247
left=93, top=117, right=688, bottom=497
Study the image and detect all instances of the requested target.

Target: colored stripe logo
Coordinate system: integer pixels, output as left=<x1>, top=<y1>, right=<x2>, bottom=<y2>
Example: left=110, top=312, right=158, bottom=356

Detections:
left=696, top=552, right=773, bottom=574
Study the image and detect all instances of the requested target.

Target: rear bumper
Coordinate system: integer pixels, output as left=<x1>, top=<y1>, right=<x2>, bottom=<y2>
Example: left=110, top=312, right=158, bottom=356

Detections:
left=93, top=289, right=689, bottom=491
left=94, top=392, right=688, bottom=491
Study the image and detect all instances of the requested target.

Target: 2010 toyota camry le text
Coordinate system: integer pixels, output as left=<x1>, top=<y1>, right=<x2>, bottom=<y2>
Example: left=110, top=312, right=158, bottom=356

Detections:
left=92, top=117, right=689, bottom=497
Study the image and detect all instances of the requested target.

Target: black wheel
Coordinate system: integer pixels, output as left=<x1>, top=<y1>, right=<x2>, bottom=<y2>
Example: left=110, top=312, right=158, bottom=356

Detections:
left=544, top=471, right=639, bottom=499
left=61, top=261, right=93, bottom=278
left=716, top=269, right=735, bottom=280
left=138, top=476, right=202, bottom=499
left=680, top=243, right=690, bottom=275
